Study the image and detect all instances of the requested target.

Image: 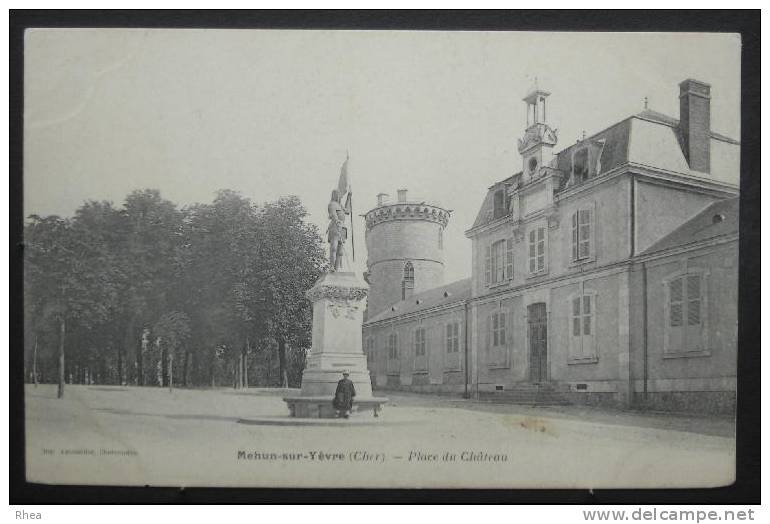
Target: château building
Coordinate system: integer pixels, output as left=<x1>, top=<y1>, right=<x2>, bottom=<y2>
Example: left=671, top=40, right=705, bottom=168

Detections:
left=362, top=79, right=739, bottom=414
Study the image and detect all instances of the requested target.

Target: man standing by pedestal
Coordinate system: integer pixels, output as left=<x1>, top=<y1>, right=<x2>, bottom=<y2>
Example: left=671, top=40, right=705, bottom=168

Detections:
left=333, top=370, right=356, bottom=418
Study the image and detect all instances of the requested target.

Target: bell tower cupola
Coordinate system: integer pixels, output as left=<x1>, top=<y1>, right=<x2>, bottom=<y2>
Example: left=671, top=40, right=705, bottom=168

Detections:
left=517, top=87, right=558, bottom=181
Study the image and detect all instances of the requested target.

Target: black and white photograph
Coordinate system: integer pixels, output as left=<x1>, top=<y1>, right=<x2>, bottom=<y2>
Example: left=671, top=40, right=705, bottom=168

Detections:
left=16, top=20, right=754, bottom=493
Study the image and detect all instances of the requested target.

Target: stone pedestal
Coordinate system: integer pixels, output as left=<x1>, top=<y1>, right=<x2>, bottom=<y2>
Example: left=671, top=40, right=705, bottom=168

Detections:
left=284, top=271, right=388, bottom=418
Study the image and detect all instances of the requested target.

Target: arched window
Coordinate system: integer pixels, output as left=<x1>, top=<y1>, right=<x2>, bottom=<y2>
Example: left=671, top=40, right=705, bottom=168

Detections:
left=402, top=261, right=415, bottom=300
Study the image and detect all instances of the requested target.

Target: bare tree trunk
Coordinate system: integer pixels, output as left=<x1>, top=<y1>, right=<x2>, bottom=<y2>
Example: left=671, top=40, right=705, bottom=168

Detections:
left=117, top=344, right=124, bottom=386
left=155, top=337, right=163, bottom=386
left=244, top=337, right=249, bottom=389
left=244, top=352, right=249, bottom=389
left=182, top=350, right=189, bottom=388
left=241, top=352, right=247, bottom=389
left=57, top=317, right=65, bottom=398
left=277, top=337, right=288, bottom=388
left=136, top=327, right=144, bottom=387
left=168, top=349, right=173, bottom=392
left=33, top=333, right=38, bottom=388
left=210, top=350, right=216, bottom=388
left=237, top=353, right=242, bottom=389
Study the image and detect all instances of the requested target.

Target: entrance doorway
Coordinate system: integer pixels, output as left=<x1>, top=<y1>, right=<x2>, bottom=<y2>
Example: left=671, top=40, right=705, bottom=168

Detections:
left=528, top=303, right=548, bottom=382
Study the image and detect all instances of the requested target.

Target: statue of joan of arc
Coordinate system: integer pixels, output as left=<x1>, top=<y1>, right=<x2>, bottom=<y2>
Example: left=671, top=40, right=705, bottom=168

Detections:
left=327, top=155, right=353, bottom=272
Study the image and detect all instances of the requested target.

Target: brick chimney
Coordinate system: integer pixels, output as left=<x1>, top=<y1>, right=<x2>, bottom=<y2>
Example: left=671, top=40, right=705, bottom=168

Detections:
left=679, top=79, right=711, bottom=173
left=397, top=189, right=408, bottom=203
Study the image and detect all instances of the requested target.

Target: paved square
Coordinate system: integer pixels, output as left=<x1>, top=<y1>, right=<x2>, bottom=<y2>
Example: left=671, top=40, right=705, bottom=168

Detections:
left=25, top=385, right=735, bottom=488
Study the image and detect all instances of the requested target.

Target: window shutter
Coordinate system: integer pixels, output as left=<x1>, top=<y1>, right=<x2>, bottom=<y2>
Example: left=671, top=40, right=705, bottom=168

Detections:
left=507, top=309, right=515, bottom=367
left=537, top=227, right=545, bottom=271
left=506, top=238, right=514, bottom=280
left=578, top=209, right=591, bottom=259
left=570, top=296, right=581, bottom=358
left=582, top=295, right=592, bottom=336
left=455, top=323, right=460, bottom=353
left=529, top=230, right=536, bottom=273
left=484, top=245, right=491, bottom=286
left=669, top=278, right=683, bottom=327
left=495, top=241, right=504, bottom=283
left=583, top=294, right=596, bottom=358
left=667, top=278, right=683, bottom=352
left=394, top=333, right=399, bottom=360
left=571, top=212, right=578, bottom=260
left=572, top=297, right=581, bottom=336
left=686, top=274, right=703, bottom=351
left=485, top=314, right=491, bottom=353
left=686, top=275, right=701, bottom=326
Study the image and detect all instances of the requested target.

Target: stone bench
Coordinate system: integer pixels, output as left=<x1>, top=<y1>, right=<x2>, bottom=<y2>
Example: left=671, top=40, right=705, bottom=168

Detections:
left=283, top=396, right=389, bottom=419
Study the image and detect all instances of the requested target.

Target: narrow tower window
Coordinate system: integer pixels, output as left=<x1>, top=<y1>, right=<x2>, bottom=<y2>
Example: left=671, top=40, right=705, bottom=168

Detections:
left=402, top=261, right=415, bottom=300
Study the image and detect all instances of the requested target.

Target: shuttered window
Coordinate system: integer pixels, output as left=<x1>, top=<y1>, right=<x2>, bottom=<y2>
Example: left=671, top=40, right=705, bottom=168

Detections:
left=570, top=292, right=596, bottom=359
left=487, top=239, right=513, bottom=286
left=414, top=327, right=426, bottom=357
left=665, top=272, right=705, bottom=353
left=388, top=333, right=398, bottom=360
left=571, top=208, right=593, bottom=262
left=506, top=238, right=514, bottom=281
left=529, top=227, right=546, bottom=273
left=486, top=309, right=512, bottom=368
left=687, top=275, right=701, bottom=326
left=445, top=322, right=459, bottom=353
left=491, top=311, right=506, bottom=347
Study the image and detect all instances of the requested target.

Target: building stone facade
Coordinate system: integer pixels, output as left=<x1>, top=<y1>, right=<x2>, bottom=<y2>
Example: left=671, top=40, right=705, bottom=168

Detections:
left=362, top=79, right=739, bottom=414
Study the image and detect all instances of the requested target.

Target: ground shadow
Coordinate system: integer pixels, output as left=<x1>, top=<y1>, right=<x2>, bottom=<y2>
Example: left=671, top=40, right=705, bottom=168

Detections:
left=237, top=417, right=414, bottom=427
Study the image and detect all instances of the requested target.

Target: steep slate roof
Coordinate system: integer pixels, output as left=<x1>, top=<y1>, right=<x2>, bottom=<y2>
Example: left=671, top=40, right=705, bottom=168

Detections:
left=366, top=278, right=472, bottom=324
left=470, top=174, right=519, bottom=230
left=642, top=197, right=739, bottom=255
left=469, top=109, right=740, bottom=232
left=554, top=118, right=632, bottom=177
left=634, top=109, right=739, bottom=144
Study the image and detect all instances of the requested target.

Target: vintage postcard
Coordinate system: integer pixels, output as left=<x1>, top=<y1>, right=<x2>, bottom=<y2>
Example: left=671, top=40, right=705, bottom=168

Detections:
left=23, top=28, right=740, bottom=488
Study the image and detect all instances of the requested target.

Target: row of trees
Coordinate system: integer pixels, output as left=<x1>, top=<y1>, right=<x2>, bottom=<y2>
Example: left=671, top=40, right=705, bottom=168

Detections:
left=23, top=189, right=326, bottom=397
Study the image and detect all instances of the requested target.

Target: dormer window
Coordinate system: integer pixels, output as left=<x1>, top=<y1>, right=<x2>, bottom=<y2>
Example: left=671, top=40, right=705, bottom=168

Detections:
left=573, top=148, right=589, bottom=184
left=493, top=189, right=506, bottom=219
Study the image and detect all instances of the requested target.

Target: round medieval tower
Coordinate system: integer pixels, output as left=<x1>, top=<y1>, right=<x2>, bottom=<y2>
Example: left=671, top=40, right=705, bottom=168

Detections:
left=364, top=189, right=451, bottom=319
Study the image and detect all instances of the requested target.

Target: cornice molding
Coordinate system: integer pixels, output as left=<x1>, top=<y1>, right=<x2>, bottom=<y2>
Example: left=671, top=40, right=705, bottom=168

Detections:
left=365, top=203, right=450, bottom=230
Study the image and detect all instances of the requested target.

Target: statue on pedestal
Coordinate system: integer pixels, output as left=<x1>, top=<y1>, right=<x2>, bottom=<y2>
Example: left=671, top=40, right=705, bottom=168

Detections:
left=282, top=153, right=387, bottom=419
left=327, top=189, right=352, bottom=272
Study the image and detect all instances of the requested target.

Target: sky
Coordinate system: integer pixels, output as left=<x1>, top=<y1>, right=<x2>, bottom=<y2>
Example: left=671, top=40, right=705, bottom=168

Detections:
left=24, top=30, right=741, bottom=281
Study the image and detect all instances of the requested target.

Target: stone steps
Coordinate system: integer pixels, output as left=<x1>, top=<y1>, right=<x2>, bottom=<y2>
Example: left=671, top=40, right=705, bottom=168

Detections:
left=478, top=384, right=572, bottom=406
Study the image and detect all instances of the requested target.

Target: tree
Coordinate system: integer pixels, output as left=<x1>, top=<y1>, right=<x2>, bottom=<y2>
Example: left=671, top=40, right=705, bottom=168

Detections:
left=119, top=190, right=183, bottom=386
left=180, top=190, right=262, bottom=388
left=25, top=213, right=120, bottom=397
left=23, top=189, right=323, bottom=391
left=153, top=311, right=191, bottom=390
left=255, top=196, right=325, bottom=387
